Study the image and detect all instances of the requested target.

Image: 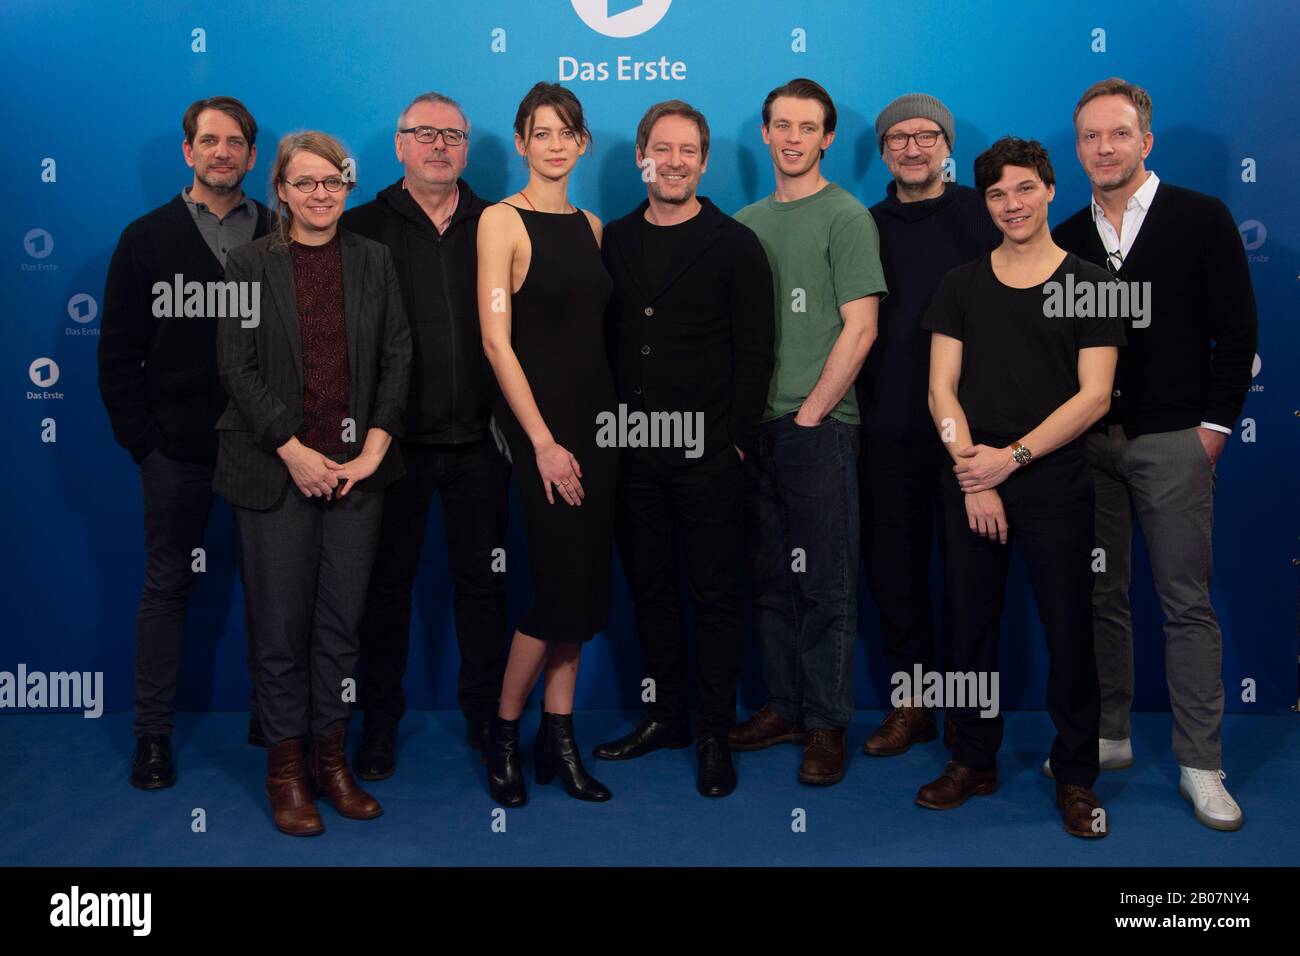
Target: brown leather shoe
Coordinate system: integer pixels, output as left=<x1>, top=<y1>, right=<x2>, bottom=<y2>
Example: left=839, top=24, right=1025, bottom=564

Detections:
left=728, top=705, right=806, bottom=752
left=266, top=739, right=325, bottom=837
left=1057, top=783, right=1108, bottom=838
left=915, top=761, right=997, bottom=809
left=309, top=726, right=383, bottom=820
left=863, top=706, right=937, bottom=756
left=798, top=728, right=848, bottom=785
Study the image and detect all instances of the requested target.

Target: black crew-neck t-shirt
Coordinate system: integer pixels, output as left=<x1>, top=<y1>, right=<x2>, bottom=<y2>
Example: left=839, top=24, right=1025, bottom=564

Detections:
left=640, top=211, right=703, bottom=291
left=922, top=251, right=1126, bottom=440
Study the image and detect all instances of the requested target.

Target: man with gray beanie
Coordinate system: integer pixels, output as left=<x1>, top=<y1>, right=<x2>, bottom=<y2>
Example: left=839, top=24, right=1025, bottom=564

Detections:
left=856, top=93, right=999, bottom=757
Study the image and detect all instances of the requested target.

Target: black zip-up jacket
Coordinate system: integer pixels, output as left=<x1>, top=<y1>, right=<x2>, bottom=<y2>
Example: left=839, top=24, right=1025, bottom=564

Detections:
left=341, top=177, right=495, bottom=444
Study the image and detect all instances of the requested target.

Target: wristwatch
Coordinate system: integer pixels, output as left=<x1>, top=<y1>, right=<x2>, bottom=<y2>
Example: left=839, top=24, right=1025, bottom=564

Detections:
left=1011, top=442, right=1033, bottom=467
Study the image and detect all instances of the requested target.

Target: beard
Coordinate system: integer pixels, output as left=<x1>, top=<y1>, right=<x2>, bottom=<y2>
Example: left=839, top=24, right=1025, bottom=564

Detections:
left=648, top=179, right=695, bottom=205
left=195, top=166, right=243, bottom=194
left=895, top=163, right=941, bottom=193
left=1090, top=155, right=1143, bottom=192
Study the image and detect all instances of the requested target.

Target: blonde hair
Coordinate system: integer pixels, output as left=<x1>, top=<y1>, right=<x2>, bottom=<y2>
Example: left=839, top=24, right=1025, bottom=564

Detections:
left=1074, top=78, right=1153, bottom=134
left=267, top=130, right=353, bottom=247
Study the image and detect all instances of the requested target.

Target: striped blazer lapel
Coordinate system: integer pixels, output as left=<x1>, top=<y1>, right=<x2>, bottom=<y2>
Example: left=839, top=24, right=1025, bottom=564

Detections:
left=265, top=242, right=303, bottom=388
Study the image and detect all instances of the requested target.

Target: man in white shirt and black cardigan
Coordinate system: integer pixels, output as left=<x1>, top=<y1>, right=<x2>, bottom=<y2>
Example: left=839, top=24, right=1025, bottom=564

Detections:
left=1051, top=77, right=1258, bottom=832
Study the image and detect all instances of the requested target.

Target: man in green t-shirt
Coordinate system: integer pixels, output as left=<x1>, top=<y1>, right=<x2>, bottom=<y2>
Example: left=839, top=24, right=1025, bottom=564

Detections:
left=731, top=78, right=887, bottom=786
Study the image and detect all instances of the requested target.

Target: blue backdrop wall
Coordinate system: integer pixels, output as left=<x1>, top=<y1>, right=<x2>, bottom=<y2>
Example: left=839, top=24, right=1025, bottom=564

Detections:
left=3, top=0, right=1296, bottom=717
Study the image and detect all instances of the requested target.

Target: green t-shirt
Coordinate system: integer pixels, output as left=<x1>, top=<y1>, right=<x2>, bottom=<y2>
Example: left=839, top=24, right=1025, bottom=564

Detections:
left=735, top=182, right=887, bottom=424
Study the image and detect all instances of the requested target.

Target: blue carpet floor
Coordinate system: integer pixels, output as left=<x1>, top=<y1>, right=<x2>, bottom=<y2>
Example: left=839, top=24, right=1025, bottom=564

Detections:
left=1, top=710, right=1295, bottom=867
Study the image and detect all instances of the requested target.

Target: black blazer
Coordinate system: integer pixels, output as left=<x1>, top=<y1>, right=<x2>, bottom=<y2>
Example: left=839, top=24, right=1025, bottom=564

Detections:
left=602, top=197, right=775, bottom=464
left=213, top=227, right=412, bottom=510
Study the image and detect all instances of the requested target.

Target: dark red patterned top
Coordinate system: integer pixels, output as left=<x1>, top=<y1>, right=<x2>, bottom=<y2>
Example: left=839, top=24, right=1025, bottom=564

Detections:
left=290, top=235, right=350, bottom=455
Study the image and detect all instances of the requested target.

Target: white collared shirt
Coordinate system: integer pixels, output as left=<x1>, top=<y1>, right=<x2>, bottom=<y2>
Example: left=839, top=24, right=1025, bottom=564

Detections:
left=1090, top=169, right=1160, bottom=263
left=1091, top=170, right=1230, bottom=435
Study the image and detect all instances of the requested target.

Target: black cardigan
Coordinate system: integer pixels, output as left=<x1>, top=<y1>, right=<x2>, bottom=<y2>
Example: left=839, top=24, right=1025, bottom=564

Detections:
left=601, top=197, right=775, bottom=464
left=1053, top=182, right=1257, bottom=437
left=98, top=194, right=270, bottom=464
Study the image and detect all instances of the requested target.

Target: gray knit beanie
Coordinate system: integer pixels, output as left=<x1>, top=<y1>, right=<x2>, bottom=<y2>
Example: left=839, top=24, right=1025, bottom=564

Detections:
left=875, top=94, right=954, bottom=151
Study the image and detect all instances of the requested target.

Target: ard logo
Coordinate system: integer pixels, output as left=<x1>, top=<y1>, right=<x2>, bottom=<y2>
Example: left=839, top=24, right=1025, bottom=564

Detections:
left=571, top=0, right=672, bottom=37
left=1237, top=219, right=1266, bottom=251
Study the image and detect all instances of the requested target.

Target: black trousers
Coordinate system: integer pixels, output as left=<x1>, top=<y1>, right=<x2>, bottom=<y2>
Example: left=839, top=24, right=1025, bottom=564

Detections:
left=358, top=440, right=510, bottom=729
left=233, top=486, right=383, bottom=745
left=134, top=449, right=257, bottom=738
left=615, top=445, right=745, bottom=740
left=940, top=437, right=1101, bottom=787
left=859, top=431, right=948, bottom=682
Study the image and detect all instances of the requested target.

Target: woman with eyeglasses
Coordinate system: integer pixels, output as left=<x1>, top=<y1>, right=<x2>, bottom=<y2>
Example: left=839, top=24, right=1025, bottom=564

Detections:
left=477, top=82, right=617, bottom=806
left=215, top=131, right=412, bottom=835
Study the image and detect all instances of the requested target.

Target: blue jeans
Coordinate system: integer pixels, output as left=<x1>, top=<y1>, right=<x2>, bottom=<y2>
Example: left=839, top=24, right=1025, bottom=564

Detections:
left=744, top=413, right=861, bottom=730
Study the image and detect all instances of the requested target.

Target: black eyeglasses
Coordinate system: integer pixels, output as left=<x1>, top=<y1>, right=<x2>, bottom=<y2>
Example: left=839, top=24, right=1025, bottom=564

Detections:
left=1105, top=249, right=1125, bottom=276
left=282, top=176, right=349, bottom=193
left=399, top=126, right=468, bottom=146
left=884, top=130, right=944, bottom=151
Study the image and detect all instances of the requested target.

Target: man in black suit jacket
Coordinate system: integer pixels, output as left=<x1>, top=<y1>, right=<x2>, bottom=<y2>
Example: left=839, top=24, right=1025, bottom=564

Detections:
left=98, top=96, right=270, bottom=791
left=593, top=100, right=775, bottom=798
left=1051, top=78, right=1257, bottom=831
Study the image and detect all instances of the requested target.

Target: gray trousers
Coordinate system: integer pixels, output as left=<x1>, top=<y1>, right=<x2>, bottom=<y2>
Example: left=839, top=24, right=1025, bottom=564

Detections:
left=1089, top=425, right=1224, bottom=769
left=233, top=486, right=383, bottom=745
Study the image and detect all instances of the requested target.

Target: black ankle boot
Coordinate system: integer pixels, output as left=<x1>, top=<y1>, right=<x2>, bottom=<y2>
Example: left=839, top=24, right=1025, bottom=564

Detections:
left=486, top=715, right=527, bottom=807
left=534, top=712, right=612, bottom=802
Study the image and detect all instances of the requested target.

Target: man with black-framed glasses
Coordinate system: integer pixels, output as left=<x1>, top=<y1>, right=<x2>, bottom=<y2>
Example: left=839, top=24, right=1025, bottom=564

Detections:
left=1051, top=77, right=1258, bottom=831
left=857, top=94, right=1000, bottom=758
left=342, top=92, right=510, bottom=780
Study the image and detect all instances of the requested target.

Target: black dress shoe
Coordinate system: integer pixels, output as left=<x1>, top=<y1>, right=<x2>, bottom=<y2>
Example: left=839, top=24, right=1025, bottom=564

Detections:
left=352, top=725, right=396, bottom=782
left=593, top=716, right=691, bottom=760
left=535, top=713, right=611, bottom=802
left=696, top=735, right=737, bottom=798
left=248, top=714, right=267, bottom=748
left=130, top=734, right=176, bottom=790
left=487, top=715, right=527, bottom=807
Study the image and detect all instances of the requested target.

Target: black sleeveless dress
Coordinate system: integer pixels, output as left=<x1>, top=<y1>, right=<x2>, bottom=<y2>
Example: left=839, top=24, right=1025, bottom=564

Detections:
left=494, top=207, right=618, bottom=643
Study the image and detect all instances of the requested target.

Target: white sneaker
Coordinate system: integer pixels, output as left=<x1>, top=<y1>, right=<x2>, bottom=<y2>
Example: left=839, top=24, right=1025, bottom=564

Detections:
left=1041, top=737, right=1134, bottom=778
left=1179, top=767, right=1244, bottom=831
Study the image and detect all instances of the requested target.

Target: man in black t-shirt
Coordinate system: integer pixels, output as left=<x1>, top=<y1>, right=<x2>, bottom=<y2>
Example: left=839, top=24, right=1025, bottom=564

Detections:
left=919, top=137, right=1124, bottom=838
left=596, top=101, right=775, bottom=797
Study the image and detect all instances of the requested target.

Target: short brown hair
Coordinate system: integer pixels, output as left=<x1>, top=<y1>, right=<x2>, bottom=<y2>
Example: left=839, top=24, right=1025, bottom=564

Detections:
left=635, top=100, right=710, bottom=159
left=974, top=136, right=1055, bottom=195
left=761, top=77, right=837, bottom=133
left=182, top=96, right=258, bottom=146
left=267, top=130, right=353, bottom=247
left=513, top=82, right=590, bottom=145
left=1073, top=77, right=1153, bottom=134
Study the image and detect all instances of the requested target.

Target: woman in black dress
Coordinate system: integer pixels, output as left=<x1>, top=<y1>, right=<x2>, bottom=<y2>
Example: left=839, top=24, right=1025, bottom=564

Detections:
left=477, top=83, right=617, bottom=805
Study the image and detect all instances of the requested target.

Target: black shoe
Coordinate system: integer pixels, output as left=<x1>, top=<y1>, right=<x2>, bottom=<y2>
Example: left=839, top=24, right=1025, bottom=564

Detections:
left=467, top=717, right=491, bottom=760
left=486, top=715, right=527, bottom=807
left=352, top=725, right=397, bottom=781
left=696, top=735, right=737, bottom=798
left=535, top=712, right=611, bottom=802
left=130, top=734, right=176, bottom=790
left=248, top=714, right=267, bottom=748
left=593, top=715, right=691, bottom=760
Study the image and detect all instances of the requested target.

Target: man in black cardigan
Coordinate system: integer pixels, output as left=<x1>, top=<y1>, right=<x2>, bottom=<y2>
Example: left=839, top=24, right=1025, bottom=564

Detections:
left=1052, top=78, right=1258, bottom=831
left=594, top=100, right=775, bottom=797
left=98, top=96, right=270, bottom=790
